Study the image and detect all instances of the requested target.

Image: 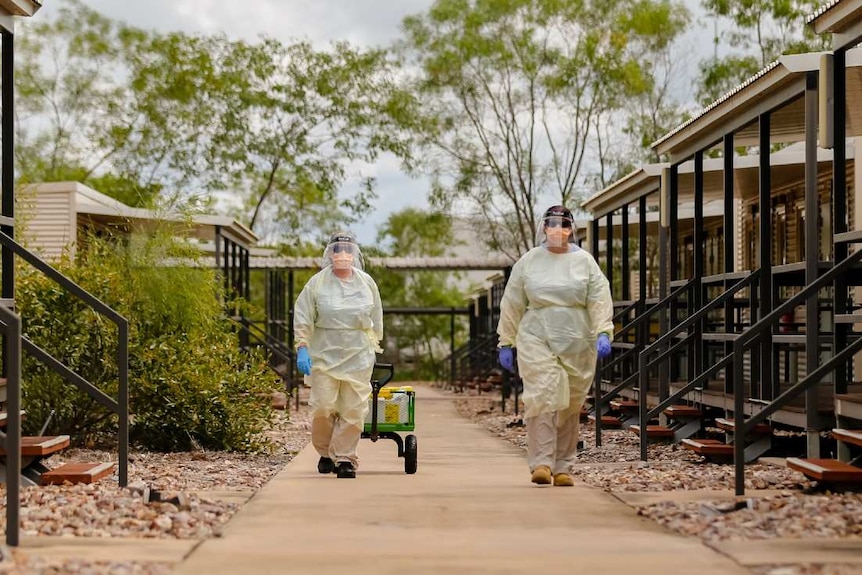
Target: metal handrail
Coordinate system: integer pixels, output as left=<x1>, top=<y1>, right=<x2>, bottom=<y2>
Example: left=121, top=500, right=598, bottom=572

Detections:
left=452, top=332, right=499, bottom=391
left=595, top=282, right=695, bottom=445
left=0, top=231, right=129, bottom=492
left=732, top=248, right=862, bottom=495
left=638, top=270, right=761, bottom=461
left=241, top=319, right=294, bottom=358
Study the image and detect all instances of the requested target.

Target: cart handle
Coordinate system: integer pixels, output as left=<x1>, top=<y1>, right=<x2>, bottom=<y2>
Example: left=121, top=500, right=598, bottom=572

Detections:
left=372, top=363, right=394, bottom=391
left=368, top=363, right=395, bottom=441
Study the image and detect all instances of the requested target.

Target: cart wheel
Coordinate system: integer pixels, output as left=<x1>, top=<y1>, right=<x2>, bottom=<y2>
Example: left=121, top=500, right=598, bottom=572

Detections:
left=404, top=434, right=418, bottom=474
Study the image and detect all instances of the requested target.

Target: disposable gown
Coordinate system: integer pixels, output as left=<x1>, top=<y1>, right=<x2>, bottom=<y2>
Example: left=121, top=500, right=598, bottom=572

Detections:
left=497, top=246, right=614, bottom=422
left=294, top=266, right=383, bottom=428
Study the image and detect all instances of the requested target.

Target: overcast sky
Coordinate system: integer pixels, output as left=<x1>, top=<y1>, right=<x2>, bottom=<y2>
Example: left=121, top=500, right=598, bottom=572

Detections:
left=34, top=0, right=712, bottom=245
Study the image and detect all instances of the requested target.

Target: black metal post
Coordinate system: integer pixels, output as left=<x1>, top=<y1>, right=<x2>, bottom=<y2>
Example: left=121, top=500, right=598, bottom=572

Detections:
left=2, top=30, right=13, bottom=303
left=693, top=152, right=705, bottom=379
left=833, top=49, right=848, bottom=396
left=759, top=113, right=774, bottom=401
left=2, top=305, right=20, bottom=546
left=804, top=71, right=821, bottom=457
left=723, top=134, right=735, bottom=396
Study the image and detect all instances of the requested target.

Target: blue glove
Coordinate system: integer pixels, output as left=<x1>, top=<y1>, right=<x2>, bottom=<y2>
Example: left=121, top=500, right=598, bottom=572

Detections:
left=596, top=334, right=612, bottom=359
left=498, top=346, right=514, bottom=372
left=297, top=347, right=312, bottom=376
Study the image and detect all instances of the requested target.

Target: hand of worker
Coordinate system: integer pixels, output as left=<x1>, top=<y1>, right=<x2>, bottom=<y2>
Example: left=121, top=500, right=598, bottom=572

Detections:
left=498, top=346, right=514, bottom=372
left=596, top=334, right=612, bottom=359
left=297, top=346, right=313, bottom=376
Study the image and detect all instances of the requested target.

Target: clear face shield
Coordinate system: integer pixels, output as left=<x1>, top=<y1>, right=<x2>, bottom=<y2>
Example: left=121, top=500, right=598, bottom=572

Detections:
left=535, top=214, right=575, bottom=248
left=323, top=235, right=364, bottom=272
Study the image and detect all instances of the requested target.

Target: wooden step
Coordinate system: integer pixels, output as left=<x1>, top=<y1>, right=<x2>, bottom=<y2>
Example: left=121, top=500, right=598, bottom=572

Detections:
left=0, top=435, right=70, bottom=456
left=609, top=399, right=638, bottom=411
left=41, top=462, right=115, bottom=485
left=587, top=414, right=622, bottom=428
left=0, top=410, right=25, bottom=427
left=701, top=333, right=740, bottom=342
left=629, top=424, right=675, bottom=438
left=786, top=458, right=862, bottom=483
left=664, top=405, right=701, bottom=418
left=831, top=429, right=862, bottom=448
left=715, top=418, right=772, bottom=435
left=681, top=438, right=733, bottom=456
left=579, top=408, right=589, bottom=421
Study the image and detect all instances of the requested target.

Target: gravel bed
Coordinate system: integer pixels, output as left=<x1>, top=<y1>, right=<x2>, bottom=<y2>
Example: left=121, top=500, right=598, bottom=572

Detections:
left=452, top=392, right=862, bottom=575
left=2, top=387, right=859, bottom=575
left=0, top=395, right=314, bottom=575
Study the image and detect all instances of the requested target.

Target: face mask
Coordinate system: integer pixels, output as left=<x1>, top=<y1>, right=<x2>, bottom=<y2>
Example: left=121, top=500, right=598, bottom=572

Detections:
left=545, top=226, right=569, bottom=247
left=332, top=252, right=354, bottom=269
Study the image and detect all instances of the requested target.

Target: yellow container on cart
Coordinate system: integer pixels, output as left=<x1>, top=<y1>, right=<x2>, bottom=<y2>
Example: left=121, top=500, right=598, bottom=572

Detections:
left=361, top=364, right=418, bottom=474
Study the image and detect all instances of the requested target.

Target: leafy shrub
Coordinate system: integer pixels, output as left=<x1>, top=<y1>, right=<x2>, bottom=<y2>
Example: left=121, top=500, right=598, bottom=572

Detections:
left=15, top=232, right=278, bottom=452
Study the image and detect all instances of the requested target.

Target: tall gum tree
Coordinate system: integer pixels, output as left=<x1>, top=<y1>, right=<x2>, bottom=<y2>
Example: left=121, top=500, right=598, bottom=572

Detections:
left=399, top=0, right=690, bottom=257
left=697, top=0, right=829, bottom=105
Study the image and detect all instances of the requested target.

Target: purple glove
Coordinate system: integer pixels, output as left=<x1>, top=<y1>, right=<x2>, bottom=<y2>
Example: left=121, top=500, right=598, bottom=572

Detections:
left=596, top=334, right=612, bottom=359
left=498, top=346, right=514, bottom=372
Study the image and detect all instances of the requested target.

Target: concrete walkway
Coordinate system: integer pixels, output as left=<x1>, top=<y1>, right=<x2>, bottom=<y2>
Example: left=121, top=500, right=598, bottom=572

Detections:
left=170, top=384, right=749, bottom=575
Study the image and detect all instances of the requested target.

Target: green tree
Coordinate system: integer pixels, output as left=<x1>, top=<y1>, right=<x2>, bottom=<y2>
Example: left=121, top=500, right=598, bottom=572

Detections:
left=591, top=0, right=693, bottom=186
left=697, top=0, right=829, bottom=105
left=118, top=35, right=416, bottom=243
left=399, top=0, right=690, bottom=257
left=17, top=2, right=417, bottom=240
left=15, top=0, right=161, bottom=206
left=373, top=208, right=467, bottom=379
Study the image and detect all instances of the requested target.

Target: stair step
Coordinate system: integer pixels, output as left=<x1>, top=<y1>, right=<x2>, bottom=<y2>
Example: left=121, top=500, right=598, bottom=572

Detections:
left=0, top=410, right=25, bottom=427
left=664, top=405, right=701, bottom=418
left=715, top=418, right=772, bottom=435
left=681, top=438, right=733, bottom=456
left=629, top=424, right=675, bottom=438
left=831, top=429, right=862, bottom=448
left=786, top=458, right=862, bottom=483
left=701, top=333, right=740, bottom=342
left=587, top=414, right=622, bottom=428
left=579, top=408, right=589, bottom=421
left=609, top=399, right=639, bottom=411
left=0, top=435, right=70, bottom=456
left=41, top=462, right=115, bottom=485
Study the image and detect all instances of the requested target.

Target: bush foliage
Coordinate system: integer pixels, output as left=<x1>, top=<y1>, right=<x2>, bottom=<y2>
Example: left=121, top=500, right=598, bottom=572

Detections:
left=15, top=232, right=278, bottom=452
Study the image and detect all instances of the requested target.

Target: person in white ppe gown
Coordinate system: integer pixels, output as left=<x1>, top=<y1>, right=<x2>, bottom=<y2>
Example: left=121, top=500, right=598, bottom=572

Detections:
left=294, top=232, right=383, bottom=479
left=497, top=205, right=614, bottom=487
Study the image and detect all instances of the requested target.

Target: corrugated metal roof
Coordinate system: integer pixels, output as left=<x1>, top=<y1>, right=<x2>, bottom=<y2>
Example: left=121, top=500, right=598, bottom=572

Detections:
left=808, top=0, right=842, bottom=24
left=651, top=60, right=782, bottom=152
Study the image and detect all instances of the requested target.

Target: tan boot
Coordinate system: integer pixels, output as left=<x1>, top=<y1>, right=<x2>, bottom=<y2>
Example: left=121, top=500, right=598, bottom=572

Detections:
left=531, top=465, right=552, bottom=485
left=553, top=473, right=574, bottom=487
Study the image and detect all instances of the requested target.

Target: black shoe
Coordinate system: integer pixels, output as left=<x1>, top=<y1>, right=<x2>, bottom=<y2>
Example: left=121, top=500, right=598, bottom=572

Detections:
left=336, top=462, right=356, bottom=479
left=317, top=457, right=335, bottom=474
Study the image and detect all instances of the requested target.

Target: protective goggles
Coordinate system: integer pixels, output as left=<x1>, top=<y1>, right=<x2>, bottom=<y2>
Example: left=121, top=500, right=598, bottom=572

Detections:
left=544, top=217, right=572, bottom=229
left=332, top=244, right=355, bottom=254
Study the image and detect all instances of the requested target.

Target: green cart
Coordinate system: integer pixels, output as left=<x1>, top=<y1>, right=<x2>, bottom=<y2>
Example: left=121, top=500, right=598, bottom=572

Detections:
left=362, top=363, right=418, bottom=474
